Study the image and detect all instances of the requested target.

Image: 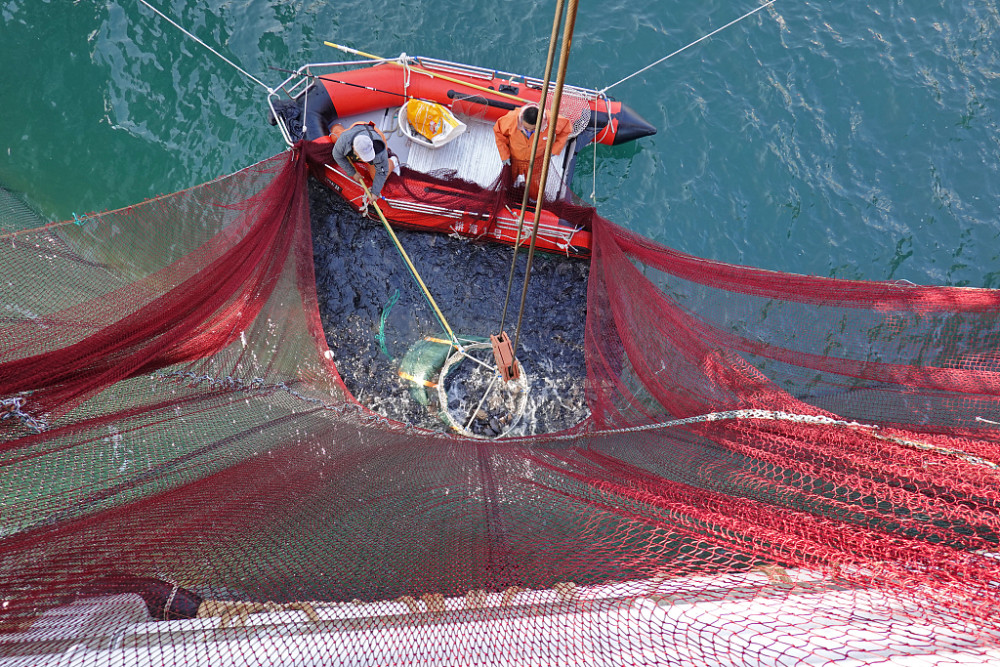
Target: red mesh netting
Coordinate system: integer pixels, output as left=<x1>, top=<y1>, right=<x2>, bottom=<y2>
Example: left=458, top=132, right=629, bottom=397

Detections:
left=2, top=146, right=1000, bottom=665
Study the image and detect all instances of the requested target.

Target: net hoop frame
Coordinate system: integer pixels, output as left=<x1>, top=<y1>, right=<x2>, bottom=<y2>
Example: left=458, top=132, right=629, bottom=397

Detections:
left=437, top=342, right=529, bottom=439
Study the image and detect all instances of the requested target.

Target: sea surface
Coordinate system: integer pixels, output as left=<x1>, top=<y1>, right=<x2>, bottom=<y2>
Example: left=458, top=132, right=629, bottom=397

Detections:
left=2, top=0, right=998, bottom=288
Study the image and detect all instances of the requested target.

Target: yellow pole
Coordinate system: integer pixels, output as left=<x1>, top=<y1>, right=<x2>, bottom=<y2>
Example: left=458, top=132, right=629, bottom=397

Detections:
left=359, top=182, right=457, bottom=344
left=324, top=41, right=531, bottom=105
left=323, top=41, right=382, bottom=61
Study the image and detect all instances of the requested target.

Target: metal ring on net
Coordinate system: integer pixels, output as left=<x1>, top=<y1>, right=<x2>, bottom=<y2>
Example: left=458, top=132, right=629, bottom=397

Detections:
left=437, top=342, right=529, bottom=439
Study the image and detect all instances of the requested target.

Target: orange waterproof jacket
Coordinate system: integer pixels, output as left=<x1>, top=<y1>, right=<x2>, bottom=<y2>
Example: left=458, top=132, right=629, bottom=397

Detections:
left=493, top=109, right=573, bottom=170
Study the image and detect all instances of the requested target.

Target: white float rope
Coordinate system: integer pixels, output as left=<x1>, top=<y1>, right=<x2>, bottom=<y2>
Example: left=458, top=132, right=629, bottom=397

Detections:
left=137, top=0, right=272, bottom=92
left=143, top=370, right=1000, bottom=468
left=525, top=409, right=872, bottom=442
left=501, top=408, right=1000, bottom=470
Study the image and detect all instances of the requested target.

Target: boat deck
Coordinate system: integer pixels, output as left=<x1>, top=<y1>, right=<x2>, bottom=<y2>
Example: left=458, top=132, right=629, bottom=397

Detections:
left=338, top=107, right=569, bottom=200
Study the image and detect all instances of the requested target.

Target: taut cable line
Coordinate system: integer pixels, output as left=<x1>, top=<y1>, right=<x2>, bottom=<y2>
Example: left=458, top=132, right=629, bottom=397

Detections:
left=137, top=0, right=271, bottom=92
left=600, top=0, right=778, bottom=94
left=497, top=0, right=569, bottom=338
left=510, top=0, right=581, bottom=364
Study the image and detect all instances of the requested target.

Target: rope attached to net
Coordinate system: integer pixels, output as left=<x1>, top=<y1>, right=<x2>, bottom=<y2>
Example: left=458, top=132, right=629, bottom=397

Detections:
left=146, top=370, right=1000, bottom=468
left=1, top=396, right=47, bottom=434
left=500, top=409, right=1000, bottom=469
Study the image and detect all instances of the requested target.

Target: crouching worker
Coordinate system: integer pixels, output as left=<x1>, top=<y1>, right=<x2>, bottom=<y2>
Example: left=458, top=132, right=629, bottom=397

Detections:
left=330, top=122, right=400, bottom=201
left=493, top=103, right=572, bottom=201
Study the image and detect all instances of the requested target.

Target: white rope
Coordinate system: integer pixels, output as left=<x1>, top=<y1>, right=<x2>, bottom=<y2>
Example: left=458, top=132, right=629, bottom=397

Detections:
left=600, top=0, right=779, bottom=94
left=137, top=0, right=271, bottom=92
left=163, top=583, right=180, bottom=620
left=398, top=53, right=412, bottom=92
left=1, top=396, right=47, bottom=433
left=499, top=408, right=998, bottom=470
left=593, top=409, right=874, bottom=437
left=497, top=409, right=872, bottom=444
left=464, top=375, right=499, bottom=433
left=589, top=94, right=612, bottom=203
left=875, top=430, right=999, bottom=470
left=590, top=133, right=598, bottom=203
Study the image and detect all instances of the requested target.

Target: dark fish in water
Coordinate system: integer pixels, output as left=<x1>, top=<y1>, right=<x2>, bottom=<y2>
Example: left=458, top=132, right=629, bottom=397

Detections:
left=309, top=182, right=590, bottom=435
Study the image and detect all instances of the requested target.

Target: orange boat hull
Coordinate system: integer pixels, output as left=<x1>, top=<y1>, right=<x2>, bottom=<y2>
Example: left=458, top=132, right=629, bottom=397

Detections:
left=273, top=57, right=654, bottom=259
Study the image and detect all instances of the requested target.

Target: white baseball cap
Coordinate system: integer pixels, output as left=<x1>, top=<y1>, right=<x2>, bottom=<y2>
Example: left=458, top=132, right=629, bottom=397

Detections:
left=352, top=134, right=376, bottom=162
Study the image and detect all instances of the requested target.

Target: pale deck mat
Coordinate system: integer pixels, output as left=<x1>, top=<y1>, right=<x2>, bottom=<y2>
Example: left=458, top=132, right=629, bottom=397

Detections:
left=390, top=116, right=567, bottom=200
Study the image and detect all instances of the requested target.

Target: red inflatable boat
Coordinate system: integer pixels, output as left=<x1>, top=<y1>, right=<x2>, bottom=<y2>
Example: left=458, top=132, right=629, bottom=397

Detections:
left=268, top=53, right=655, bottom=258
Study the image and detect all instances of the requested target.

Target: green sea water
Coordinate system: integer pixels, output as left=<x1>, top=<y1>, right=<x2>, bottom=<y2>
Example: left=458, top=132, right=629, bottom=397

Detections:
left=1, top=0, right=998, bottom=286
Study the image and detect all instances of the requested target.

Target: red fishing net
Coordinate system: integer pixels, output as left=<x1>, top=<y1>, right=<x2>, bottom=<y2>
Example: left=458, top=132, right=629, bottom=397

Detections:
left=2, top=145, right=999, bottom=665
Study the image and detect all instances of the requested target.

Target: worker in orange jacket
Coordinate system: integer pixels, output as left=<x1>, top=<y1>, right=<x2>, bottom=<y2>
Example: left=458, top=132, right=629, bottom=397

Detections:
left=493, top=104, right=573, bottom=200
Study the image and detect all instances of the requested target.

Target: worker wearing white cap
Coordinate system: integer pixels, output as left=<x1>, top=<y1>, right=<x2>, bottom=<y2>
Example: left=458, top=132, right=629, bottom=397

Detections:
left=330, top=122, right=400, bottom=199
